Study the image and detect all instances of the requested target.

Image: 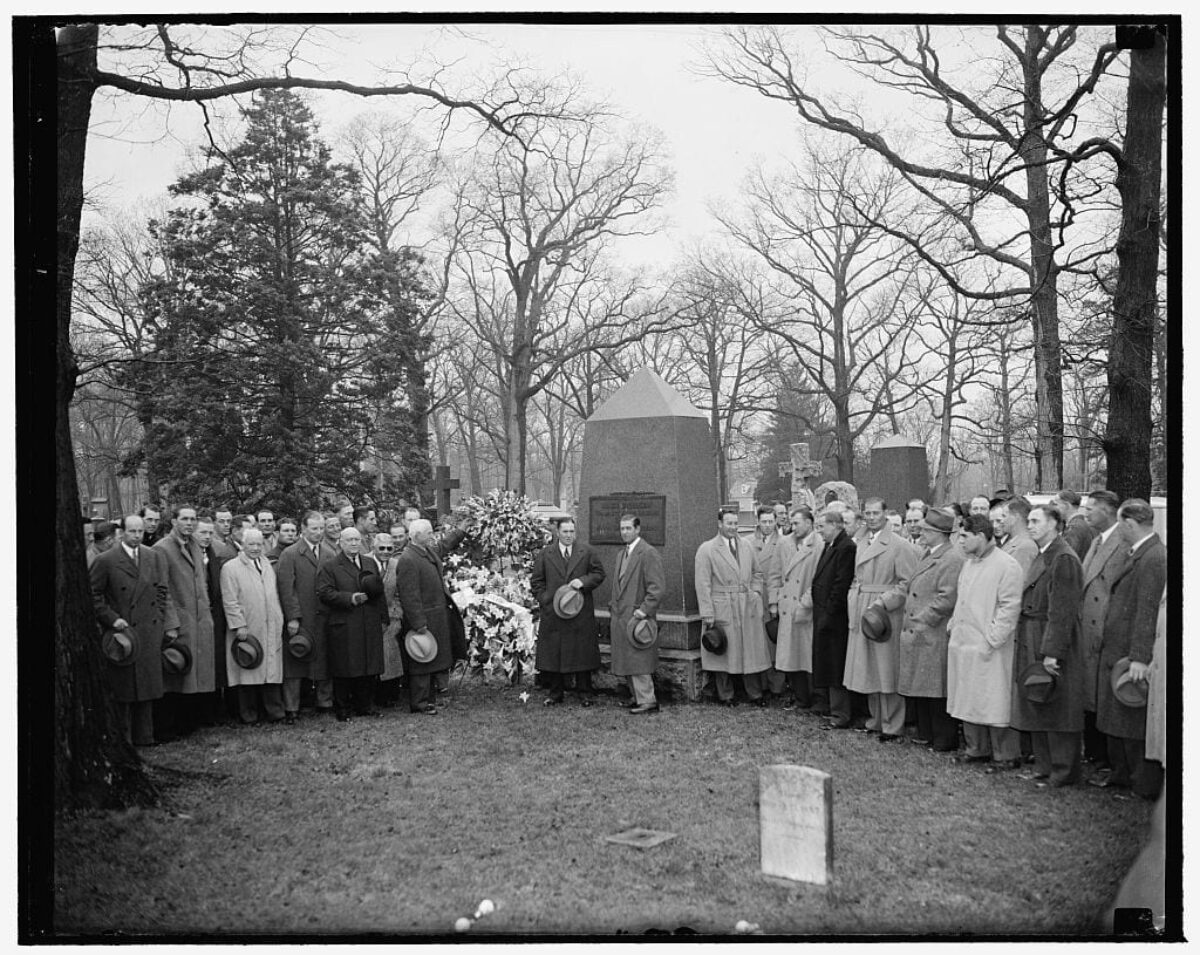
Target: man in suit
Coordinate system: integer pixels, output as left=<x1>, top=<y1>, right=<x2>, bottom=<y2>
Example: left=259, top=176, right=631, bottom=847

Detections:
left=374, top=531, right=406, bottom=708
left=1077, top=490, right=1129, bottom=770
left=276, top=510, right=337, bottom=722
left=810, top=508, right=858, bottom=728
left=531, top=517, right=606, bottom=707
left=212, top=508, right=238, bottom=559
left=776, top=505, right=821, bottom=710
left=1054, top=489, right=1096, bottom=560
left=316, top=527, right=389, bottom=721
left=221, top=528, right=286, bottom=724
left=999, top=497, right=1039, bottom=574
left=844, top=497, right=918, bottom=743
left=1011, top=504, right=1086, bottom=788
left=749, top=506, right=786, bottom=699
left=255, top=509, right=279, bottom=553
left=608, top=514, right=665, bottom=715
left=353, top=506, right=378, bottom=557
left=393, top=518, right=467, bottom=715
left=90, top=514, right=180, bottom=746
left=139, top=504, right=167, bottom=546
left=266, top=517, right=297, bottom=565
left=195, top=513, right=233, bottom=724
left=1093, top=499, right=1166, bottom=799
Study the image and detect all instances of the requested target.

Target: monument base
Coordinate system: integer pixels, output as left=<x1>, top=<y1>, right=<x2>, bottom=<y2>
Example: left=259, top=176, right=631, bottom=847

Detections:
left=595, top=645, right=704, bottom=703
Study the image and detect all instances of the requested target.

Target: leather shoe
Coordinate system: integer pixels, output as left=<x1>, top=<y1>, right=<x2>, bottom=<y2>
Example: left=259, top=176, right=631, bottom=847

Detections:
left=1088, top=776, right=1128, bottom=789
left=878, top=733, right=904, bottom=744
left=751, top=698, right=768, bottom=708
left=630, top=703, right=660, bottom=715
left=952, top=754, right=990, bottom=764
left=543, top=697, right=563, bottom=707
left=823, top=719, right=852, bottom=730
left=624, top=700, right=639, bottom=709
left=410, top=703, right=437, bottom=715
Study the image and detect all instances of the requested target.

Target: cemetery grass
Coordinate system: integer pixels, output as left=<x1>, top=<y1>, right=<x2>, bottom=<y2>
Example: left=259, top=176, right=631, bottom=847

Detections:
left=53, top=677, right=1152, bottom=938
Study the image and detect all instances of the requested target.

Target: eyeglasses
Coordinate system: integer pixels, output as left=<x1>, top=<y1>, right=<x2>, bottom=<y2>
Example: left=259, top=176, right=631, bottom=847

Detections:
left=375, top=546, right=394, bottom=553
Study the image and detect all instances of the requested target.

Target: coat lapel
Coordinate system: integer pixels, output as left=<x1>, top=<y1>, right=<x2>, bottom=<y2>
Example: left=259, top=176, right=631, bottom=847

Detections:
left=1083, top=529, right=1120, bottom=585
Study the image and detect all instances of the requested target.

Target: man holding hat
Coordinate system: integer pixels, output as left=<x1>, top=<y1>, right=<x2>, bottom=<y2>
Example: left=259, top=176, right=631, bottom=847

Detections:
left=1093, top=499, right=1166, bottom=798
left=531, top=517, right=606, bottom=707
left=1010, top=504, right=1085, bottom=787
left=221, top=528, right=286, bottom=724
left=1053, top=489, right=1096, bottom=561
left=276, top=510, right=337, bottom=723
left=608, top=514, right=665, bottom=715
left=810, top=508, right=858, bottom=726
left=90, top=514, right=180, bottom=746
left=896, top=506, right=965, bottom=751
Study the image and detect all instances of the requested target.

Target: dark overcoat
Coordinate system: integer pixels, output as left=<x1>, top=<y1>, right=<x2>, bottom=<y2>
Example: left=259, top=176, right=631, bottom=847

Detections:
left=809, top=530, right=857, bottom=688
left=316, top=551, right=389, bottom=679
left=532, top=543, right=605, bottom=673
left=1062, top=514, right=1097, bottom=561
left=202, top=545, right=230, bottom=689
left=154, top=534, right=216, bottom=694
left=1096, top=535, right=1166, bottom=740
left=608, top=540, right=664, bottom=677
left=896, top=541, right=965, bottom=698
left=1010, top=536, right=1085, bottom=732
left=276, top=539, right=337, bottom=681
left=1077, top=527, right=1129, bottom=710
left=90, top=544, right=179, bottom=703
left=393, top=529, right=467, bottom=676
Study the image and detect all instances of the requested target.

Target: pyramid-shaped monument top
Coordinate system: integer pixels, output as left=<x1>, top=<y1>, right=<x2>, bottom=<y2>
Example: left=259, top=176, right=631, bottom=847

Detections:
left=589, top=367, right=706, bottom=422
left=872, top=434, right=926, bottom=450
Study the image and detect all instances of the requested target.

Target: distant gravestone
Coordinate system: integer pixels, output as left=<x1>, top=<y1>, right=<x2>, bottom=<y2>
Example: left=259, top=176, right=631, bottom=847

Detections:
left=868, top=434, right=929, bottom=509
left=759, top=765, right=833, bottom=885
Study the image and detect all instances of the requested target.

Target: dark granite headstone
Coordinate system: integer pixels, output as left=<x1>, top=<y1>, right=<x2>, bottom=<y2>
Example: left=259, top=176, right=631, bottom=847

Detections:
left=578, top=367, right=717, bottom=699
left=867, top=435, right=930, bottom=509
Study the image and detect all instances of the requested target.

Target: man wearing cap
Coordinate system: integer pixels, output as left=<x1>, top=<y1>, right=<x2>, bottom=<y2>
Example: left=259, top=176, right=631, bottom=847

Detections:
left=895, top=507, right=964, bottom=750
left=1053, top=489, right=1096, bottom=561
left=1093, top=499, right=1166, bottom=798
left=393, top=518, right=467, bottom=715
left=373, top=531, right=406, bottom=708
left=1011, top=504, right=1086, bottom=787
left=90, top=514, right=180, bottom=746
left=1077, top=490, right=1130, bottom=771
left=695, top=509, right=771, bottom=706
left=608, top=514, right=665, bottom=715
left=276, top=511, right=337, bottom=723
left=775, top=505, right=821, bottom=710
left=946, top=515, right=1025, bottom=770
left=317, top=527, right=389, bottom=721
left=154, top=504, right=217, bottom=741
left=531, top=518, right=606, bottom=707
left=221, top=529, right=286, bottom=723
left=749, top=506, right=786, bottom=700
left=999, top=497, right=1039, bottom=575
left=843, top=497, right=918, bottom=743
left=810, top=508, right=858, bottom=726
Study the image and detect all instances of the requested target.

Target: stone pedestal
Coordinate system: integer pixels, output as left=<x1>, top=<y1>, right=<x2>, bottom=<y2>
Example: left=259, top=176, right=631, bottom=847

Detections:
left=868, top=434, right=930, bottom=508
left=578, top=368, right=717, bottom=699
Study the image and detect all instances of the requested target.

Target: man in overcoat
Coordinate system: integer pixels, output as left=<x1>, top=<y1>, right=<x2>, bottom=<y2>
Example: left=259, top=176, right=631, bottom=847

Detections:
left=154, top=504, right=217, bottom=741
left=393, top=518, right=467, bottom=715
left=317, top=527, right=389, bottom=721
left=1000, top=497, right=1039, bottom=574
left=844, top=497, right=918, bottom=743
left=695, top=509, right=770, bottom=706
left=276, top=510, right=337, bottom=722
left=221, top=528, right=286, bottom=724
left=1076, top=490, right=1129, bottom=768
left=196, top=514, right=233, bottom=724
left=90, top=514, right=180, bottom=745
left=1010, top=504, right=1086, bottom=787
left=1054, top=489, right=1097, bottom=560
left=608, top=514, right=665, bottom=714
left=373, top=532, right=406, bottom=707
left=809, top=509, right=858, bottom=727
left=896, top=507, right=964, bottom=751
left=749, top=506, right=786, bottom=699
left=1094, top=499, right=1166, bottom=798
left=775, top=505, right=820, bottom=709
left=531, top=517, right=606, bottom=706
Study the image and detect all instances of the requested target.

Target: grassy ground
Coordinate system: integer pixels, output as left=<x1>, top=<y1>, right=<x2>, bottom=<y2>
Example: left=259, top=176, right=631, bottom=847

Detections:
left=53, top=677, right=1154, bottom=938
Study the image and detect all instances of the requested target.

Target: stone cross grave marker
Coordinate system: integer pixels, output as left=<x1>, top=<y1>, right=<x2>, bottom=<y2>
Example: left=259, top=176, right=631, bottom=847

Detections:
left=759, top=764, right=833, bottom=885
left=432, top=464, right=460, bottom=517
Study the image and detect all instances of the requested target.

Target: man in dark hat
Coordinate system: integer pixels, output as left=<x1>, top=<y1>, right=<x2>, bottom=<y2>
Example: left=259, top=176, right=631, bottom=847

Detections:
left=86, top=519, right=117, bottom=568
left=531, top=517, right=606, bottom=707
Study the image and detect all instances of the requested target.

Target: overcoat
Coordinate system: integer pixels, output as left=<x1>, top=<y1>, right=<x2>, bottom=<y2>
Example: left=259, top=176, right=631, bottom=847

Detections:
left=154, top=533, right=216, bottom=694
left=945, top=546, right=1023, bottom=726
left=316, top=551, right=389, bottom=679
left=275, top=538, right=336, bottom=681
left=1063, top=514, right=1096, bottom=561
left=749, top=531, right=785, bottom=608
left=896, top=541, right=965, bottom=698
left=809, top=530, right=857, bottom=687
left=393, top=528, right=466, bottom=676
left=1010, top=535, right=1085, bottom=732
left=379, top=556, right=406, bottom=681
left=90, top=543, right=178, bottom=703
left=531, top=542, right=605, bottom=673
left=1077, top=526, right=1129, bottom=711
left=695, top=534, right=769, bottom=675
left=843, top=525, right=917, bottom=695
left=1145, top=593, right=1167, bottom=765
left=608, top=539, right=665, bottom=677
left=775, top=530, right=820, bottom=673
left=1096, top=534, right=1166, bottom=740
left=220, top=552, right=285, bottom=687
left=1002, top=534, right=1039, bottom=575
left=202, top=545, right=230, bottom=689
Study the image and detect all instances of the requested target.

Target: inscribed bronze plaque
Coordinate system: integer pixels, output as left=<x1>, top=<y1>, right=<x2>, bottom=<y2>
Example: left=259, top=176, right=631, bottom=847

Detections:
left=589, top=494, right=666, bottom=546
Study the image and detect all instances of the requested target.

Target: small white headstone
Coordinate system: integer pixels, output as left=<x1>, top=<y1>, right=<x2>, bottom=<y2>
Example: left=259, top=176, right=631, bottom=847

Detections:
left=759, top=764, right=833, bottom=885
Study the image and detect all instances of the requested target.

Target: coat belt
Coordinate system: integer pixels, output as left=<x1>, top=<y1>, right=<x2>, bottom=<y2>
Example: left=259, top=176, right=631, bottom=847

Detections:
left=1020, top=610, right=1049, bottom=620
left=711, top=586, right=750, bottom=595
left=855, top=584, right=891, bottom=594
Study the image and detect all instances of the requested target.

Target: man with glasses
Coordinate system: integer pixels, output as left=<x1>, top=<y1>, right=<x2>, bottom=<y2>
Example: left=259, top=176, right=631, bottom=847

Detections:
left=373, top=532, right=406, bottom=708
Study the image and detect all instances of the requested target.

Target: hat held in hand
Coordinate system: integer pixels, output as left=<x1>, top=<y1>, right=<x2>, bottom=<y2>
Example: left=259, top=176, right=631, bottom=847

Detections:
left=1111, top=657, right=1148, bottom=708
left=231, top=631, right=265, bottom=670
left=553, top=584, right=585, bottom=620
left=630, top=616, right=658, bottom=650
left=701, top=622, right=727, bottom=655
left=404, top=627, right=438, bottom=664
left=1020, top=661, right=1056, bottom=704
left=102, top=627, right=137, bottom=667
left=162, top=639, right=193, bottom=676
left=861, top=604, right=891, bottom=643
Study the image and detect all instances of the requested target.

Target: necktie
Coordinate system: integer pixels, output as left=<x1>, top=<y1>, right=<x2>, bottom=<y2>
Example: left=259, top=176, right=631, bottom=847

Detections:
left=202, top=552, right=209, bottom=568
left=254, top=558, right=262, bottom=575
left=729, top=538, right=738, bottom=559
left=563, top=547, right=571, bottom=562
left=354, top=556, right=361, bottom=570
left=133, top=548, right=139, bottom=567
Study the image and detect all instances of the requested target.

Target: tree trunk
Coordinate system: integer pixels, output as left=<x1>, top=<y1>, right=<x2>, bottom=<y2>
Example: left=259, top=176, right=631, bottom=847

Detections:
left=933, top=343, right=956, bottom=501
left=55, top=24, right=157, bottom=810
left=1105, top=27, right=1165, bottom=501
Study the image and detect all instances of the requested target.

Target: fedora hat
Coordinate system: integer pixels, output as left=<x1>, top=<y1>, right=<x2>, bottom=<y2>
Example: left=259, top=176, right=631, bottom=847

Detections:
left=358, top=570, right=384, bottom=599
left=1111, top=657, right=1148, bottom=708
left=764, top=615, right=779, bottom=643
left=101, top=628, right=136, bottom=667
left=918, top=507, right=955, bottom=534
left=630, top=616, right=658, bottom=650
left=404, top=627, right=438, bottom=664
left=231, top=632, right=265, bottom=670
left=287, top=628, right=314, bottom=661
left=553, top=584, right=585, bottom=620
left=701, top=623, right=727, bottom=655
left=861, top=604, right=891, bottom=643
left=1020, top=661, right=1056, bottom=704
left=162, top=640, right=193, bottom=676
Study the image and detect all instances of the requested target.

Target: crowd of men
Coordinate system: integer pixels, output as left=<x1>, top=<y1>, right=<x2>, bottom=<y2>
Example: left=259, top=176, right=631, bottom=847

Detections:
left=693, top=490, right=1166, bottom=798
